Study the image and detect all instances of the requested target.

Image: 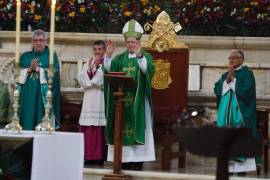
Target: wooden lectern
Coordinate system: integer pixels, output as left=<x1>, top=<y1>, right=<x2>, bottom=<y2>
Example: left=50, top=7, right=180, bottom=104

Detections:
left=147, top=48, right=189, bottom=170
left=102, top=73, right=135, bottom=180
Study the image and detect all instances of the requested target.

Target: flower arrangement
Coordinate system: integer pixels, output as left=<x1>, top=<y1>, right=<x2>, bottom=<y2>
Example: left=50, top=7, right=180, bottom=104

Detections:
left=0, top=0, right=161, bottom=33
left=175, top=0, right=270, bottom=36
left=105, top=0, right=161, bottom=33
left=175, top=0, right=227, bottom=35
left=0, top=0, right=270, bottom=36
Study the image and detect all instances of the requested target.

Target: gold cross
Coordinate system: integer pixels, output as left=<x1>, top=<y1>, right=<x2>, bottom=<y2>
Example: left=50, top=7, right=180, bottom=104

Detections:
left=123, top=124, right=133, bottom=138
left=123, top=62, right=136, bottom=76
left=30, top=73, right=39, bottom=80
left=123, top=93, right=134, bottom=107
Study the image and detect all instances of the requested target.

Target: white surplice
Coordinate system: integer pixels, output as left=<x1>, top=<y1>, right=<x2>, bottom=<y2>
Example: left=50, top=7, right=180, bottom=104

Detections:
left=77, top=62, right=106, bottom=126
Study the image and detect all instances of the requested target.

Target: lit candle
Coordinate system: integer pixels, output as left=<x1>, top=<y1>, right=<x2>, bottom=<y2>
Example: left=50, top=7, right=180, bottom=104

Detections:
left=15, top=0, right=21, bottom=67
left=49, top=0, right=56, bottom=66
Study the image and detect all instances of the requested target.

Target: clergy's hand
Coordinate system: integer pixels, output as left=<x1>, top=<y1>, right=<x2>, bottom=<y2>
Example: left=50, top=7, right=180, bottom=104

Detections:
left=27, top=67, right=32, bottom=73
left=93, top=55, right=101, bottom=69
left=106, top=40, right=115, bottom=58
left=226, top=65, right=235, bottom=83
left=31, top=59, right=39, bottom=72
left=88, top=58, right=94, bottom=70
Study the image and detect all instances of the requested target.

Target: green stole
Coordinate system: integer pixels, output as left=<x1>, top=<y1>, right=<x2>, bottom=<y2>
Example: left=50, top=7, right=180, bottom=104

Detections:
left=217, top=90, right=246, bottom=162
left=19, top=47, right=61, bottom=130
left=217, top=90, right=244, bottom=128
left=105, top=50, right=154, bottom=146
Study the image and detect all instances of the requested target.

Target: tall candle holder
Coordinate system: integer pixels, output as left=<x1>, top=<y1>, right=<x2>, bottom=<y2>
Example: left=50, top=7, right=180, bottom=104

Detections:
left=35, top=67, right=54, bottom=133
left=5, top=65, right=22, bottom=133
left=5, top=0, right=22, bottom=133
left=35, top=0, right=56, bottom=134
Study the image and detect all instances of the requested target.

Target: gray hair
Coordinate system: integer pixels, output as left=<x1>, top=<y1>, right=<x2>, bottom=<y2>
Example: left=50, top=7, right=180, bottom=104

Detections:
left=232, top=49, right=245, bottom=61
left=32, top=30, right=47, bottom=40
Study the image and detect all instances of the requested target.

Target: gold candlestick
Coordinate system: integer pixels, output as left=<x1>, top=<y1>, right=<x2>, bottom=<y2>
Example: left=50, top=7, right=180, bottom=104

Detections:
left=5, top=0, right=22, bottom=133
left=35, top=68, right=54, bottom=133
left=35, top=0, right=56, bottom=133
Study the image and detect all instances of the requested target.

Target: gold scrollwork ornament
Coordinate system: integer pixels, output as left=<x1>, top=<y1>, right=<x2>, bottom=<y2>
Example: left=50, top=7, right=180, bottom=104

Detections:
left=152, top=60, right=172, bottom=89
left=143, top=11, right=187, bottom=52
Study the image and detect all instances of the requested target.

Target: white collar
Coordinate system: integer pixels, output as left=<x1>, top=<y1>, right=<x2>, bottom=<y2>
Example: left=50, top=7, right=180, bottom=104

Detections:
left=235, top=65, right=243, bottom=70
left=128, top=52, right=136, bottom=58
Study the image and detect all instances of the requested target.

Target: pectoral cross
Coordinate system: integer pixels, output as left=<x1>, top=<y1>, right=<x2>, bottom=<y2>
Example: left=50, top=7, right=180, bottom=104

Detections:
left=123, top=124, right=133, bottom=138
left=123, top=93, right=134, bottom=107
left=123, top=62, right=136, bottom=76
left=30, top=72, right=39, bottom=80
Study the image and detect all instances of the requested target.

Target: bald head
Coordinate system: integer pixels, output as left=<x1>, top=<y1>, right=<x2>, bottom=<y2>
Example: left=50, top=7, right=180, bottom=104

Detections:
left=231, top=49, right=244, bottom=60
left=228, top=49, right=244, bottom=68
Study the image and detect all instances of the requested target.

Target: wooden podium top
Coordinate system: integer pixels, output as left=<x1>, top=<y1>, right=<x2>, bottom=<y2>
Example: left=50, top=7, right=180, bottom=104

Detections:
left=104, top=73, right=136, bottom=90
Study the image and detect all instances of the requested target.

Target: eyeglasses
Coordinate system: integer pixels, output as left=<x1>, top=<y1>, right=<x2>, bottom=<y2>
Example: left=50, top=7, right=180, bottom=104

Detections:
left=228, top=56, right=241, bottom=60
left=93, top=47, right=104, bottom=51
left=33, top=39, right=45, bottom=43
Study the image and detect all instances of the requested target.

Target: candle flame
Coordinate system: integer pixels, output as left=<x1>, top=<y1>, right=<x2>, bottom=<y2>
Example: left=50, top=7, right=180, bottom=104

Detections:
left=52, top=0, right=56, bottom=5
left=16, top=0, right=20, bottom=2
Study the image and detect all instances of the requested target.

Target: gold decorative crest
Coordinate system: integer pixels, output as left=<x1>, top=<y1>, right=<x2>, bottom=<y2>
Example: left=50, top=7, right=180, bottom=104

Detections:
left=143, top=11, right=187, bottom=52
left=152, top=59, right=172, bottom=89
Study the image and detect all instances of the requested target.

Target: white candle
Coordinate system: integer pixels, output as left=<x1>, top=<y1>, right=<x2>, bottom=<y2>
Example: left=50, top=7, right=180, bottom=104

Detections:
left=77, top=60, right=82, bottom=73
left=49, top=0, right=56, bottom=66
left=15, top=0, right=21, bottom=67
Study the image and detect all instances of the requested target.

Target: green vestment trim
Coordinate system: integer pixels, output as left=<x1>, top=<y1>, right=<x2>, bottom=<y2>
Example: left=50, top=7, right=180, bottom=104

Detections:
left=105, top=50, right=154, bottom=146
left=217, top=90, right=244, bottom=128
left=18, top=46, right=61, bottom=130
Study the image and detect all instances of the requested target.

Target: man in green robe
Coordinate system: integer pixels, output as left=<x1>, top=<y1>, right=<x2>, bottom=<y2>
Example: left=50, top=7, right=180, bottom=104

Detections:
left=18, top=29, right=60, bottom=130
left=104, top=19, right=155, bottom=170
left=214, top=49, right=260, bottom=173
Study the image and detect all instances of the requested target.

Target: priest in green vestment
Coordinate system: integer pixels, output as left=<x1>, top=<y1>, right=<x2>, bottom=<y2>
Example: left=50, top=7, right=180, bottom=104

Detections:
left=18, top=30, right=61, bottom=130
left=214, top=49, right=261, bottom=173
left=104, top=19, right=155, bottom=169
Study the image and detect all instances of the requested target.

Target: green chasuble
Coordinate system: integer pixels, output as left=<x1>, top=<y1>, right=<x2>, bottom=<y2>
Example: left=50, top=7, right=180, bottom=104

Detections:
left=0, top=81, right=10, bottom=125
left=105, top=50, right=154, bottom=146
left=19, top=46, right=61, bottom=130
left=214, top=66, right=261, bottom=164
